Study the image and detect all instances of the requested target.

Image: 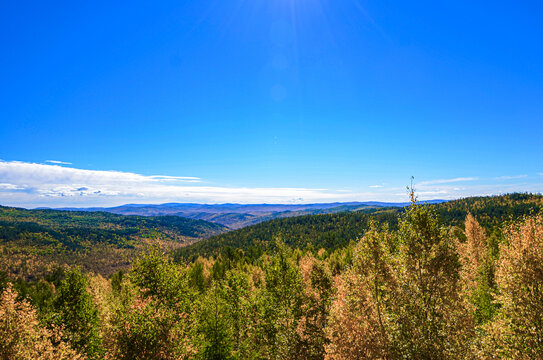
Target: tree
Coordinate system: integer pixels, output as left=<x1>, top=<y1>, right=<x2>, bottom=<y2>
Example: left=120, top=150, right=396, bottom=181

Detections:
left=325, top=221, right=395, bottom=360
left=297, top=255, right=333, bottom=360
left=111, top=294, right=193, bottom=360
left=458, top=213, right=498, bottom=325
left=222, top=269, right=258, bottom=358
left=0, top=284, right=81, bottom=360
left=390, top=192, right=475, bottom=359
left=130, top=243, right=188, bottom=308
left=260, top=240, right=305, bottom=359
left=118, top=243, right=196, bottom=359
left=490, top=214, right=543, bottom=358
left=53, top=267, right=104, bottom=359
left=196, top=283, right=233, bottom=360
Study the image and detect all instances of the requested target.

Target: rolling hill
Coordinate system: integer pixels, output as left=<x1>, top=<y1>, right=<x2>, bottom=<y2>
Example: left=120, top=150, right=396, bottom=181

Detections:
left=48, top=201, right=431, bottom=229
left=174, top=193, right=543, bottom=261
left=5, top=193, right=541, bottom=277
left=0, top=206, right=227, bottom=278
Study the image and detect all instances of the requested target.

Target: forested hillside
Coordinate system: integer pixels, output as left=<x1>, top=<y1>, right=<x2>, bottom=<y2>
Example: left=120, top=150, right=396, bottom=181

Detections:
left=430, top=192, right=543, bottom=227
left=2, top=193, right=543, bottom=359
left=54, top=201, right=403, bottom=229
left=0, top=206, right=226, bottom=278
left=175, top=193, right=543, bottom=261
left=174, top=207, right=401, bottom=261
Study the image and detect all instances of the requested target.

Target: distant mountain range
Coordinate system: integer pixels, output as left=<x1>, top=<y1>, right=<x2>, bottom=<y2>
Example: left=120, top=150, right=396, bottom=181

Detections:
left=40, top=200, right=446, bottom=229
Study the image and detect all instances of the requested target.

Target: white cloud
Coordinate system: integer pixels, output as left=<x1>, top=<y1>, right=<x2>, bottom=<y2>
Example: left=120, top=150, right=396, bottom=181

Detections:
left=0, top=160, right=383, bottom=207
left=0, top=183, right=26, bottom=190
left=496, top=175, right=528, bottom=180
left=418, top=177, right=478, bottom=186
left=148, top=175, right=200, bottom=181
left=0, top=160, right=541, bottom=208
left=416, top=190, right=449, bottom=196
left=0, top=161, right=200, bottom=187
left=45, top=160, right=72, bottom=165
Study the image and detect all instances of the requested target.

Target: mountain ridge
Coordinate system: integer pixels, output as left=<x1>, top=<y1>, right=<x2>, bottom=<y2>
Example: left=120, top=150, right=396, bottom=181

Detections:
left=174, top=193, right=543, bottom=261
left=36, top=200, right=447, bottom=229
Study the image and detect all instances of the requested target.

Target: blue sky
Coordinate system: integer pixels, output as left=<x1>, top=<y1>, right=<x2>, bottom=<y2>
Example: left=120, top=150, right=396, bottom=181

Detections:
left=1, top=1, right=542, bottom=207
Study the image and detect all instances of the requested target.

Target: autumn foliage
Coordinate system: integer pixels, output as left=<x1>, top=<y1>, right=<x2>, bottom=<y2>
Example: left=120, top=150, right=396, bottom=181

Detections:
left=1, top=197, right=543, bottom=359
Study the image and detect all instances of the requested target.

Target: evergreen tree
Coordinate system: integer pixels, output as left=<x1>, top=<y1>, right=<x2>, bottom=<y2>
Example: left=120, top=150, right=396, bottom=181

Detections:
left=53, top=267, right=104, bottom=359
left=261, top=240, right=305, bottom=359
left=390, top=192, right=475, bottom=359
left=196, top=283, right=233, bottom=360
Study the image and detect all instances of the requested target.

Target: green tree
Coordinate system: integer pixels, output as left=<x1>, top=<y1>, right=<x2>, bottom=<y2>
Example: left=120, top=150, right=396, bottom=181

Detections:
left=130, top=243, right=189, bottom=309
left=222, top=269, right=257, bottom=358
left=53, top=267, right=104, bottom=359
left=196, top=283, right=233, bottom=360
left=113, top=244, right=196, bottom=359
left=260, top=240, right=305, bottom=359
left=390, top=192, right=475, bottom=359
left=111, top=295, right=191, bottom=360
left=188, top=261, right=207, bottom=293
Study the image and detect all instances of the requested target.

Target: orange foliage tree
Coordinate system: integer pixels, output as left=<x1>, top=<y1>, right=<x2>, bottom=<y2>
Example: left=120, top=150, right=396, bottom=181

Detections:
left=0, top=285, right=82, bottom=360
left=490, top=214, right=543, bottom=358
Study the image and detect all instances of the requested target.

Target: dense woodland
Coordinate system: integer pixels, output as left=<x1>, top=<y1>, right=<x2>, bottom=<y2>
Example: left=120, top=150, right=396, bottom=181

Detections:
left=174, top=208, right=401, bottom=262
left=1, top=193, right=543, bottom=359
left=176, top=193, right=543, bottom=261
left=0, top=206, right=226, bottom=279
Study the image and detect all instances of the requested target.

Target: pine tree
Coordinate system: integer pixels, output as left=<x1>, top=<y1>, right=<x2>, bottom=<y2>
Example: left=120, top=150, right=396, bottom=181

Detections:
left=196, top=283, right=233, bottom=360
left=53, top=267, right=104, bottom=359
left=390, top=192, right=475, bottom=359
left=261, top=239, right=305, bottom=359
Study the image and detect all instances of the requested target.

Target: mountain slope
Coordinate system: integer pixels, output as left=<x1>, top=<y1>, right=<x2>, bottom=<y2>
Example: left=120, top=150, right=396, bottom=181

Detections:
left=174, top=193, right=543, bottom=261
left=174, top=207, right=402, bottom=261
left=49, top=201, right=428, bottom=229
left=0, top=206, right=227, bottom=278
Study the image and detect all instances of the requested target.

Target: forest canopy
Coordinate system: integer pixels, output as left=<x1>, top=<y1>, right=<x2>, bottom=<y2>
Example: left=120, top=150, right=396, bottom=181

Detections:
left=1, top=193, right=543, bottom=359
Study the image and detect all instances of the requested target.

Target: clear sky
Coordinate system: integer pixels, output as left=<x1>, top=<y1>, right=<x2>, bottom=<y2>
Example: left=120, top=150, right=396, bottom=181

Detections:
left=1, top=1, right=542, bottom=207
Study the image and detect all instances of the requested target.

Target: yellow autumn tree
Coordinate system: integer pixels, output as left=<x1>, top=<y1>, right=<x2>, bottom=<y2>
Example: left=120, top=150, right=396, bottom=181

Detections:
left=458, top=213, right=498, bottom=325
left=0, top=284, right=83, bottom=360
left=325, top=222, right=395, bottom=359
left=390, top=197, right=476, bottom=359
left=459, top=213, right=488, bottom=288
left=490, top=214, right=543, bottom=359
